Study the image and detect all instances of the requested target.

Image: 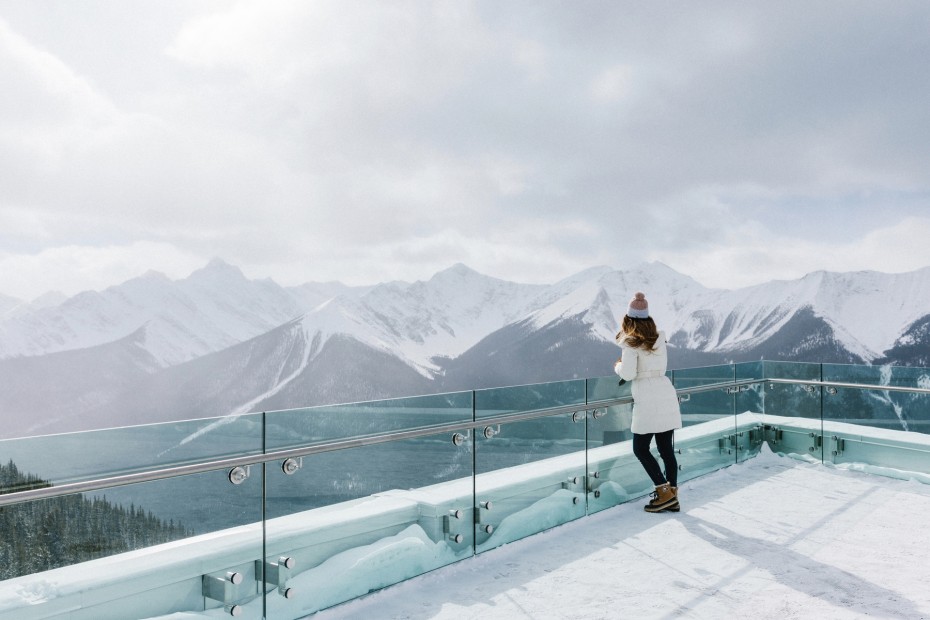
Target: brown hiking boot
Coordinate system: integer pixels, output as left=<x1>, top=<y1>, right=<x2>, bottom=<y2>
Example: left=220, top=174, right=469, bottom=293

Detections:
left=644, top=483, right=677, bottom=513
left=662, top=487, right=680, bottom=512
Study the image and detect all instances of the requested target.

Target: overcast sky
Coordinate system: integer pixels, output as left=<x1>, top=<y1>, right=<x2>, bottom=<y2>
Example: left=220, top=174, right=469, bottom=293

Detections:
left=2, top=1, right=930, bottom=301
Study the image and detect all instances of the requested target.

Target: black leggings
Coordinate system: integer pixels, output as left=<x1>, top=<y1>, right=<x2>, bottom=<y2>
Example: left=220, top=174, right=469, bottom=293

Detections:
left=633, top=430, right=678, bottom=487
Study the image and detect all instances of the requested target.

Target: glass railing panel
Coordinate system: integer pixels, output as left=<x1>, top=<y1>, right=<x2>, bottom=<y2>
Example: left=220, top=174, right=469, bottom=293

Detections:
left=586, top=374, right=632, bottom=405
left=671, top=365, right=736, bottom=462
left=733, top=362, right=766, bottom=462
left=671, top=363, right=734, bottom=385
left=764, top=384, right=824, bottom=461
left=763, top=362, right=824, bottom=461
left=734, top=361, right=765, bottom=415
left=261, top=428, right=475, bottom=618
left=822, top=364, right=930, bottom=435
left=264, top=391, right=474, bottom=450
left=474, top=411, right=586, bottom=553
left=585, top=375, right=639, bottom=514
left=671, top=364, right=734, bottom=428
left=675, top=386, right=743, bottom=483
left=821, top=369, right=930, bottom=474
left=0, top=467, right=264, bottom=619
left=0, top=414, right=264, bottom=491
left=823, top=423, right=930, bottom=477
left=822, top=362, right=930, bottom=388
left=762, top=360, right=822, bottom=421
left=762, top=360, right=822, bottom=381
left=734, top=360, right=765, bottom=382
left=585, top=400, right=645, bottom=513
left=474, top=379, right=585, bottom=419
left=761, top=361, right=823, bottom=461
left=585, top=375, right=632, bottom=447
left=670, top=365, right=746, bottom=474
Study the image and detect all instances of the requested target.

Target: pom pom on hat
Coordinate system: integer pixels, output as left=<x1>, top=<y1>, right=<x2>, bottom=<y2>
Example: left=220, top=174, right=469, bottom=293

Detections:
left=627, top=292, right=649, bottom=319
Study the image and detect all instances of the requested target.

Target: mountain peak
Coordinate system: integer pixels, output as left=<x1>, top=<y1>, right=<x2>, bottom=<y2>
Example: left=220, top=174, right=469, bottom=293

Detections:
left=139, top=270, right=171, bottom=281
left=186, top=258, right=247, bottom=283
left=432, top=263, right=483, bottom=278
left=427, top=263, right=506, bottom=287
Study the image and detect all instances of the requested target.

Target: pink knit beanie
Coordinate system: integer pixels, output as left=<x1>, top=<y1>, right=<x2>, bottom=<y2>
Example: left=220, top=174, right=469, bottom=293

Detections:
left=627, top=292, right=649, bottom=319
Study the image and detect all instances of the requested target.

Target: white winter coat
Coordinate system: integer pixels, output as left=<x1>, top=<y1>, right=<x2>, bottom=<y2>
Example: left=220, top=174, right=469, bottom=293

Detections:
left=614, top=330, right=682, bottom=434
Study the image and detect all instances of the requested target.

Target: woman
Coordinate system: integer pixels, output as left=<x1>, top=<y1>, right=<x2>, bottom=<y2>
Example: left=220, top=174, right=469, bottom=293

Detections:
left=614, top=292, right=682, bottom=513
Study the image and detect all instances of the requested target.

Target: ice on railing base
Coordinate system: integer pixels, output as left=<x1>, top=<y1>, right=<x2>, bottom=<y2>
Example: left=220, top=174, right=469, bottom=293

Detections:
left=761, top=414, right=930, bottom=481
left=144, top=524, right=463, bottom=619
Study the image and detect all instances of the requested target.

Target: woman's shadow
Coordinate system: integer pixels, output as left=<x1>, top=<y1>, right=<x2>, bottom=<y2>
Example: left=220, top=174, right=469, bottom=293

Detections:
left=667, top=490, right=921, bottom=619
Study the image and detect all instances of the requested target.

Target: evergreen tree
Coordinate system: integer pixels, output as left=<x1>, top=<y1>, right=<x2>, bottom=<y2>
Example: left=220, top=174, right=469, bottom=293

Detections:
left=0, top=461, right=192, bottom=580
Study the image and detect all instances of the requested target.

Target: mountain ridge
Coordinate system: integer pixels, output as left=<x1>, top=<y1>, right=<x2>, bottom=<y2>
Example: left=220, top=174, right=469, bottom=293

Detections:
left=3, top=259, right=930, bottom=437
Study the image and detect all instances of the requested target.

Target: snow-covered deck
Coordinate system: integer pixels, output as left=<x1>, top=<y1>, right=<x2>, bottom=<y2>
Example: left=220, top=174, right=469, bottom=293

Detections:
left=317, top=445, right=930, bottom=619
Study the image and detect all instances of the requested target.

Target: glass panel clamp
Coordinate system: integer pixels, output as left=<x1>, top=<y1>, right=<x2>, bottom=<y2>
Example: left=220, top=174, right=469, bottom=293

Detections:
left=227, top=466, right=250, bottom=485
left=282, top=457, right=302, bottom=476
left=587, top=471, right=603, bottom=498
left=203, top=571, right=248, bottom=613
left=475, top=500, right=494, bottom=538
left=257, top=557, right=296, bottom=599
left=444, top=507, right=466, bottom=544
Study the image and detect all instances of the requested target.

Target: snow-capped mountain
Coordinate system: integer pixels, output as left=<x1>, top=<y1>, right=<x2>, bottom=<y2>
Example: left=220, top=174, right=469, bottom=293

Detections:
left=0, top=328, right=160, bottom=437
left=3, top=259, right=930, bottom=437
left=877, top=312, right=930, bottom=367
left=71, top=319, right=436, bottom=431
left=0, top=259, right=323, bottom=366
left=513, top=263, right=930, bottom=365
left=291, top=264, right=546, bottom=376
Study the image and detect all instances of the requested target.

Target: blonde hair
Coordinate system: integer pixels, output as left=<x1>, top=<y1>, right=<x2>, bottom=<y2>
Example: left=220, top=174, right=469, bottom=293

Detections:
left=616, top=315, right=659, bottom=351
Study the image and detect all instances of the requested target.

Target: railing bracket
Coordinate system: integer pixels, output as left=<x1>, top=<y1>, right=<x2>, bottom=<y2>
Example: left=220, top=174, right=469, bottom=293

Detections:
left=203, top=571, right=247, bottom=607
left=228, top=466, right=250, bottom=486
left=257, top=557, right=296, bottom=598
left=282, top=457, right=302, bottom=476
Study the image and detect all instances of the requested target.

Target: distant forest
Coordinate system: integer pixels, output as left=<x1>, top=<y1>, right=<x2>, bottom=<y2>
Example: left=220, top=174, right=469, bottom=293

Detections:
left=0, top=460, right=192, bottom=580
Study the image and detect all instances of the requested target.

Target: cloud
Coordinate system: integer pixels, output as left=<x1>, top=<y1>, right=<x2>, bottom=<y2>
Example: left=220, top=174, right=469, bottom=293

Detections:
left=0, top=241, right=204, bottom=301
left=661, top=216, right=930, bottom=290
left=0, top=16, right=118, bottom=186
left=1, top=2, right=930, bottom=299
left=589, top=65, right=635, bottom=105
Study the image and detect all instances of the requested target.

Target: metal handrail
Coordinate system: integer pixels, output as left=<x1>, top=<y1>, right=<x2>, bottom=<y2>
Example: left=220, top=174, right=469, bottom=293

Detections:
left=766, top=378, right=930, bottom=395
left=0, top=399, right=626, bottom=507
left=4, top=374, right=928, bottom=507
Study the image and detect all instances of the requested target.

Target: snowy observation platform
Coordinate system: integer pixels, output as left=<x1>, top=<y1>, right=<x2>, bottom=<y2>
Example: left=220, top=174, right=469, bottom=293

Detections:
left=1, top=361, right=929, bottom=619
left=317, top=444, right=930, bottom=620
